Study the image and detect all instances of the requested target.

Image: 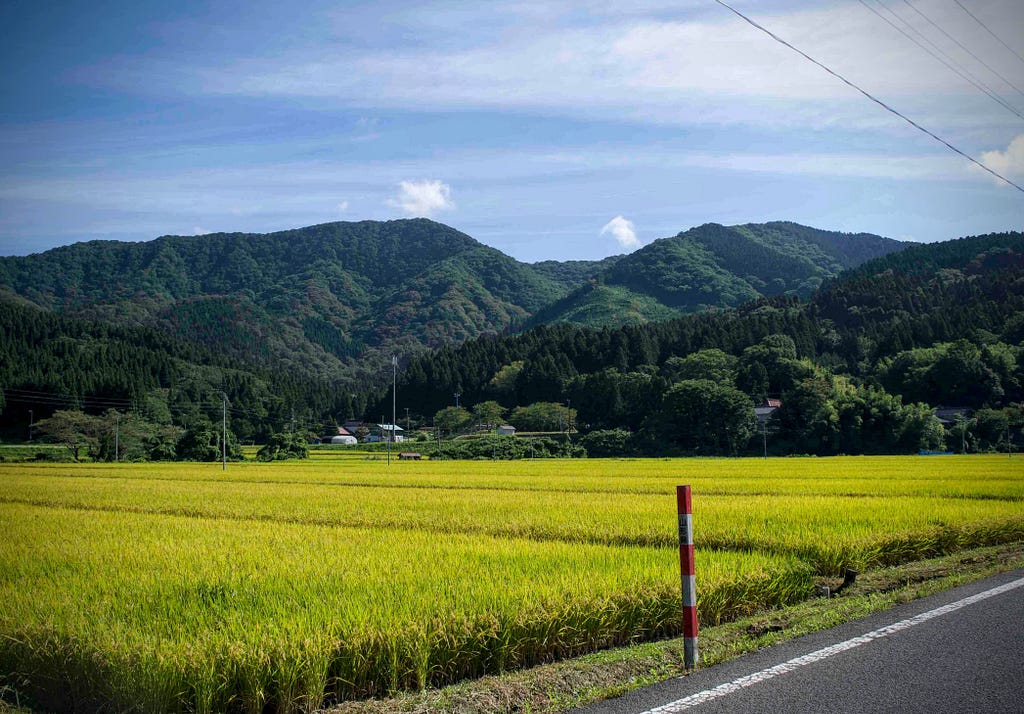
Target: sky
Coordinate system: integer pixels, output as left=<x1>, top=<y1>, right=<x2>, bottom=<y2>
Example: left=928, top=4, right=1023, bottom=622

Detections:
left=1, top=0, right=1022, bottom=262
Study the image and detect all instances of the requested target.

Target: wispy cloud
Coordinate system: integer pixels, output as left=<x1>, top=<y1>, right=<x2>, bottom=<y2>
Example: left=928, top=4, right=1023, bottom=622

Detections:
left=601, top=215, right=640, bottom=249
left=154, top=0, right=1020, bottom=133
left=388, top=179, right=454, bottom=217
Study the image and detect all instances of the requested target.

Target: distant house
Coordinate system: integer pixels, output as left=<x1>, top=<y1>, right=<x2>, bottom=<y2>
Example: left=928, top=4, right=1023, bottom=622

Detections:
left=754, top=399, right=781, bottom=425
left=323, top=426, right=357, bottom=445
left=496, top=425, right=516, bottom=436
left=399, top=452, right=422, bottom=460
left=365, top=424, right=404, bottom=443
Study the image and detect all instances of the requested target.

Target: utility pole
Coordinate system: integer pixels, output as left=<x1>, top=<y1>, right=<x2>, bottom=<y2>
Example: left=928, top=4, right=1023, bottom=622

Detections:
left=405, top=407, right=410, bottom=434
left=28, top=409, right=33, bottom=442
left=222, top=393, right=228, bottom=471
left=566, top=399, right=572, bottom=443
left=454, top=392, right=461, bottom=408
left=115, top=412, right=120, bottom=462
left=762, top=420, right=768, bottom=459
left=390, top=355, right=397, bottom=465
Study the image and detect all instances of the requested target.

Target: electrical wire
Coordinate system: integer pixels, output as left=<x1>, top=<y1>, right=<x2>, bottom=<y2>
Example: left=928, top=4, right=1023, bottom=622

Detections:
left=2, top=387, right=279, bottom=420
left=710, top=0, right=1024, bottom=194
left=953, top=0, right=1024, bottom=69
left=858, top=0, right=1024, bottom=121
left=903, top=0, right=1024, bottom=100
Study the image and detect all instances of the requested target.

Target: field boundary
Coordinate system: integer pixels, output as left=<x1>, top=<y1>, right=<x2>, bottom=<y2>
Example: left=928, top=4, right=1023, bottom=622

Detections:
left=319, top=541, right=1024, bottom=714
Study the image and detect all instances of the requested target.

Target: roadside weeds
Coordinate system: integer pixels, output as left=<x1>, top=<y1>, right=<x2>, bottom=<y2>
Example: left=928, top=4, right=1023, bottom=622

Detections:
left=322, top=541, right=1024, bottom=714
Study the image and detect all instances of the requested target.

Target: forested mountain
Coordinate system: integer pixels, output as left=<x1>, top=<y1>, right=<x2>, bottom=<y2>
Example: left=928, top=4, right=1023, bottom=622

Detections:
left=0, top=219, right=900, bottom=388
left=2, top=221, right=1019, bottom=457
left=530, top=222, right=906, bottom=327
left=380, top=231, right=1024, bottom=455
left=0, top=220, right=590, bottom=385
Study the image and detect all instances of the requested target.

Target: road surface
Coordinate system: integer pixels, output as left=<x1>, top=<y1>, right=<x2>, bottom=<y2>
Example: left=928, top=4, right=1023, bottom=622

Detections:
left=573, top=568, right=1024, bottom=714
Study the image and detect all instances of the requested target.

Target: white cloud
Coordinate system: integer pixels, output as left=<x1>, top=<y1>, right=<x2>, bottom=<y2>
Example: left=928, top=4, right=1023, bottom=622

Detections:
left=601, top=215, right=640, bottom=249
left=193, top=226, right=211, bottom=235
left=388, top=180, right=454, bottom=217
left=979, top=134, right=1024, bottom=181
left=338, top=200, right=349, bottom=213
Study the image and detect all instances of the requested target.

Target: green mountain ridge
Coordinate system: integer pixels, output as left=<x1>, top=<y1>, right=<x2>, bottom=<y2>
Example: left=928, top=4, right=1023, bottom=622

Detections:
left=0, top=220, right=584, bottom=384
left=532, top=221, right=906, bottom=327
left=0, top=218, right=903, bottom=388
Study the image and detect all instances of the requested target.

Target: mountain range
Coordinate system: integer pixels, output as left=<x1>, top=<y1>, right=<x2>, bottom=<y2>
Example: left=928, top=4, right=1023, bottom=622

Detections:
left=0, top=219, right=905, bottom=385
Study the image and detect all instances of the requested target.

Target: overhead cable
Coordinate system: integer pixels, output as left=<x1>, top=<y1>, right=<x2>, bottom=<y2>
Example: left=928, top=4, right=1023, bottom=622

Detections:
left=858, top=0, right=1024, bottom=121
left=903, top=0, right=1024, bottom=100
left=710, top=0, right=1024, bottom=194
left=953, top=0, right=1024, bottom=69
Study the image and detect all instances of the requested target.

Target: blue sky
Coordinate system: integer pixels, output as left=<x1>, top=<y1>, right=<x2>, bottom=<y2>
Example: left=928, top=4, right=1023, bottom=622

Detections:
left=1, top=0, right=1022, bottom=261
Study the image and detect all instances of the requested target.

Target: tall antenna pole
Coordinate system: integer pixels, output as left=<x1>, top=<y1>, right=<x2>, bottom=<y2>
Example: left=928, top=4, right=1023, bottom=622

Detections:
left=222, top=393, right=228, bottom=471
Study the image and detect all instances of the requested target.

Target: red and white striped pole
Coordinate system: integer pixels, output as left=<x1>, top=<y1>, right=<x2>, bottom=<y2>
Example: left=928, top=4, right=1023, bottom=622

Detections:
left=677, top=484, right=698, bottom=669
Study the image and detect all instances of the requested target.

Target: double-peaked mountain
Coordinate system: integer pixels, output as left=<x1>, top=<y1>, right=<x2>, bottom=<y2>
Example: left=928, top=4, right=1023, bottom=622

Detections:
left=0, top=218, right=902, bottom=389
left=529, top=221, right=905, bottom=327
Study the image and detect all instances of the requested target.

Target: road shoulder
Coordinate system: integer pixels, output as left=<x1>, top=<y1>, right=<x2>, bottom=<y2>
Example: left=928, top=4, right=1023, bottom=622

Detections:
left=320, top=541, right=1024, bottom=714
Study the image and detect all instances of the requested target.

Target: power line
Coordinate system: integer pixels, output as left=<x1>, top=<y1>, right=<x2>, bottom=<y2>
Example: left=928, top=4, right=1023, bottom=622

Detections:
left=1, top=387, right=278, bottom=420
left=953, top=0, right=1024, bottom=69
left=710, top=0, right=1024, bottom=194
left=857, top=0, right=1024, bottom=121
left=903, top=0, right=1024, bottom=100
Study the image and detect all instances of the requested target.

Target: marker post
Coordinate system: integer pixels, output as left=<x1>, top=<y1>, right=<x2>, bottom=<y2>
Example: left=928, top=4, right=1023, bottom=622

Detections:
left=677, top=484, right=698, bottom=669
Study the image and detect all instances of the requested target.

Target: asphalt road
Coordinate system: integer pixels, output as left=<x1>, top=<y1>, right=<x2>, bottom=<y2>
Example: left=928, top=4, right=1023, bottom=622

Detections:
left=573, top=568, right=1024, bottom=714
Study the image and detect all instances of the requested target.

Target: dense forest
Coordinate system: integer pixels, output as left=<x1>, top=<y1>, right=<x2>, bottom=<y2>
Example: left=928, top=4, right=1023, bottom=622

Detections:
left=0, top=301, right=362, bottom=453
left=371, top=230, right=1024, bottom=456
left=2, top=227, right=1020, bottom=459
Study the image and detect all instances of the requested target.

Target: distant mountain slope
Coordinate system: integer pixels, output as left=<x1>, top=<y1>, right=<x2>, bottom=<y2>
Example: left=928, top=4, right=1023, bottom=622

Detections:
left=532, top=222, right=906, bottom=327
left=0, top=220, right=574, bottom=383
left=529, top=255, right=624, bottom=286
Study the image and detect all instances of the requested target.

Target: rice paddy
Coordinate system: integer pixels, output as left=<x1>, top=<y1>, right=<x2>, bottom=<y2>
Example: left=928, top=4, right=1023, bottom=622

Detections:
left=1, top=454, right=1022, bottom=712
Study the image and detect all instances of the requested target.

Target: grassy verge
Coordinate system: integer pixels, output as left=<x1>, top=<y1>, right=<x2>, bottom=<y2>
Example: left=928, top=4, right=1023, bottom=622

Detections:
left=322, top=541, right=1024, bottom=714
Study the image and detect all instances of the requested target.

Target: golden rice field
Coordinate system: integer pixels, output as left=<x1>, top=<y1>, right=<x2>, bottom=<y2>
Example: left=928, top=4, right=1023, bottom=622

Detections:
left=1, top=454, right=1022, bottom=712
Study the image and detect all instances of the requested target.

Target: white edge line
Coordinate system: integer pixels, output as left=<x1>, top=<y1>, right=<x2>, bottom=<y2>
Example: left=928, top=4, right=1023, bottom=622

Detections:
left=642, top=575, right=1024, bottom=713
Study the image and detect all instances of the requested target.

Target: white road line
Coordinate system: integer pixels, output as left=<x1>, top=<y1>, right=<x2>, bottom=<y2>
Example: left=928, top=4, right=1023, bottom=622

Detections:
left=642, top=575, right=1024, bottom=713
